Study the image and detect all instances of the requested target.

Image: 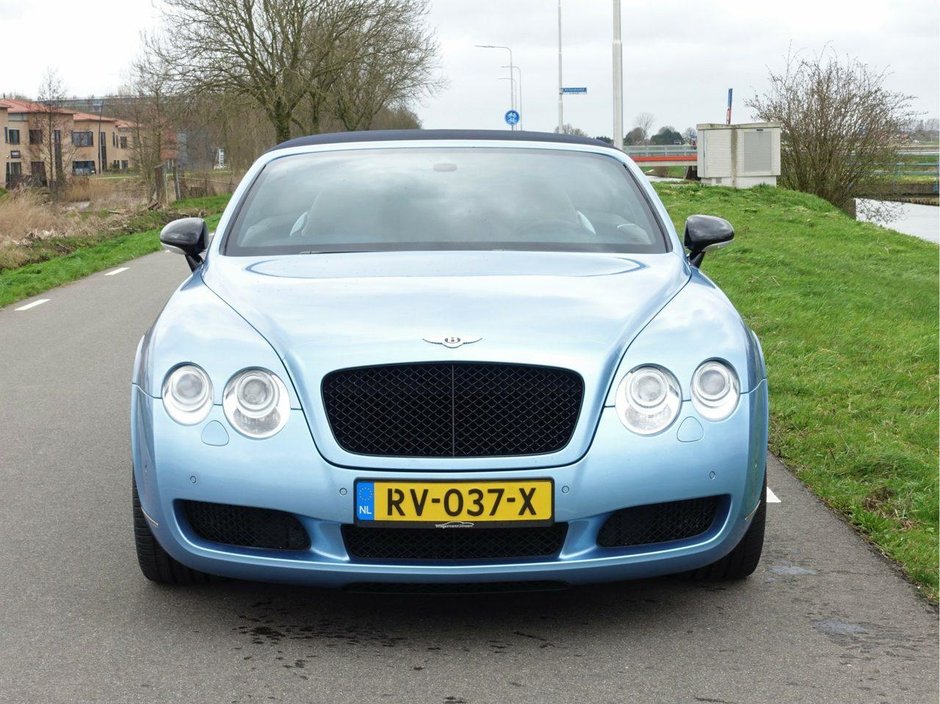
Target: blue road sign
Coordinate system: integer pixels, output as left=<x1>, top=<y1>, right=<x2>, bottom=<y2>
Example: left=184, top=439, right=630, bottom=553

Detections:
left=504, top=109, right=520, bottom=126
left=561, top=86, right=588, bottom=94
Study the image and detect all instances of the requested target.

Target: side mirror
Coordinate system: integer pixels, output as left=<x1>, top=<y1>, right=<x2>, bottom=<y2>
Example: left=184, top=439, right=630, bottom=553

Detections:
left=160, top=217, right=208, bottom=271
left=684, top=214, right=734, bottom=268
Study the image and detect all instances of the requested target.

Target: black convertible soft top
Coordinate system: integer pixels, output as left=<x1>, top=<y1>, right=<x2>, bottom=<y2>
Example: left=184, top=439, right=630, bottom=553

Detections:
left=270, top=129, right=611, bottom=152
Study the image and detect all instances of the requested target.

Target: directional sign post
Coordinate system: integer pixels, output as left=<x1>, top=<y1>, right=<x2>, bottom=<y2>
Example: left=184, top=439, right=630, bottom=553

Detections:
left=504, top=109, right=520, bottom=128
left=561, top=86, right=587, bottom=95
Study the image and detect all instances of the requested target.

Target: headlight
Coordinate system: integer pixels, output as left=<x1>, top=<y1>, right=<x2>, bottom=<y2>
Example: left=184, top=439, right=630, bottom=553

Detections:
left=691, top=360, right=739, bottom=421
left=162, top=364, right=213, bottom=425
left=223, top=368, right=290, bottom=438
left=615, top=366, right=681, bottom=435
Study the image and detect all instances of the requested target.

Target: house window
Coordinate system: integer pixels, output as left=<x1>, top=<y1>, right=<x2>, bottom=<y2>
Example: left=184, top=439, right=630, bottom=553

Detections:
left=5, top=162, right=22, bottom=183
left=72, top=131, right=93, bottom=147
left=121, top=160, right=129, bottom=170
left=72, top=160, right=96, bottom=175
left=119, top=136, right=128, bottom=149
left=6, top=128, right=20, bottom=145
left=53, top=130, right=61, bottom=144
left=30, top=161, right=47, bottom=185
left=29, top=129, right=43, bottom=145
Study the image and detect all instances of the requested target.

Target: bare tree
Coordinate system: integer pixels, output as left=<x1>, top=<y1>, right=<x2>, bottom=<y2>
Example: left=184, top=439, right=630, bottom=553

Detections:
left=330, top=0, right=440, bottom=131
left=118, top=54, right=180, bottom=197
left=747, top=47, right=917, bottom=213
left=623, top=127, right=645, bottom=146
left=554, top=123, right=588, bottom=137
left=634, top=112, right=655, bottom=144
left=30, top=69, right=75, bottom=194
left=144, top=0, right=439, bottom=143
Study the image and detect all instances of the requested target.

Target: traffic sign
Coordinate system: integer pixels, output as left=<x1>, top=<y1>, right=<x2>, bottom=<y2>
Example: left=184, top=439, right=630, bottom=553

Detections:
left=504, top=109, right=520, bottom=126
left=561, top=87, right=587, bottom=94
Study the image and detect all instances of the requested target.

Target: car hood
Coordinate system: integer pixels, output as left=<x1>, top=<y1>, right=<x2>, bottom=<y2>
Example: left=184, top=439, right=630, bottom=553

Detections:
left=203, top=250, right=690, bottom=469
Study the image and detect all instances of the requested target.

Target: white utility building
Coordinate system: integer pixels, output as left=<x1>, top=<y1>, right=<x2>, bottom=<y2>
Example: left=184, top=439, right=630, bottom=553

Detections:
left=696, top=122, right=782, bottom=188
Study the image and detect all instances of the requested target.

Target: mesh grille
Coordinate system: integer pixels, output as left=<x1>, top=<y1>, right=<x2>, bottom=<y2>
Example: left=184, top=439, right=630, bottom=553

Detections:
left=182, top=501, right=310, bottom=551
left=342, top=524, right=568, bottom=561
left=597, top=496, right=722, bottom=548
left=322, top=363, right=583, bottom=457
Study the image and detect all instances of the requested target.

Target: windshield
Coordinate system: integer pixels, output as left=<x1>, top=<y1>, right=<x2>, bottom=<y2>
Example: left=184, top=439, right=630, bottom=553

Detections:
left=223, top=147, right=668, bottom=255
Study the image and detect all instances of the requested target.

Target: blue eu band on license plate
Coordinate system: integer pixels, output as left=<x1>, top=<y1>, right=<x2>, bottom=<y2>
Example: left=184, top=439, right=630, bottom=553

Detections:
left=354, top=479, right=554, bottom=528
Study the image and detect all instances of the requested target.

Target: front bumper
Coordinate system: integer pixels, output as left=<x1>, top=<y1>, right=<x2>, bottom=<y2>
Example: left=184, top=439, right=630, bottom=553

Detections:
left=131, top=380, right=768, bottom=587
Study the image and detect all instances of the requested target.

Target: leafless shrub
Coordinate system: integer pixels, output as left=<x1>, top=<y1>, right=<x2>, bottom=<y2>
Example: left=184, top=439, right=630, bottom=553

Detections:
left=747, top=47, right=918, bottom=219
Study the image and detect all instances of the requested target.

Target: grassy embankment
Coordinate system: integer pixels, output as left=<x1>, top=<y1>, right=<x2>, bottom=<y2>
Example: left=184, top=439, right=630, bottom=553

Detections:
left=654, top=182, right=938, bottom=600
left=0, top=195, right=229, bottom=308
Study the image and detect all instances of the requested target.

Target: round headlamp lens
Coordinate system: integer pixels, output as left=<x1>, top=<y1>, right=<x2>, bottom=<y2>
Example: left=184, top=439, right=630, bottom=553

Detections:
left=692, top=361, right=740, bottom=421
left=616, top=366, right=681, bottom=435
left=223, top=368, right=290, bottom=438
left=162, top=365, right=213, bottom=425
left=629, top=369, right=668, bottom=407
left=237, top=373, right=275, bottom=415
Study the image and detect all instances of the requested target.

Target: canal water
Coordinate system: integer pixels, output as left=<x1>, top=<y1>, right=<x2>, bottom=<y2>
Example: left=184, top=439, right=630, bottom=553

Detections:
left=856, top=199, right=939, bottom=245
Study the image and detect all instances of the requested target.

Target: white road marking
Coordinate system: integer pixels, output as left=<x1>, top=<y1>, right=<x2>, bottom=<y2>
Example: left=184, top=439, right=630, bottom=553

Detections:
left=14, top=299, right=50, bottom=312
left=767, top=487, right=781, bottom=503
left=104, top=267, right=129, bottom=276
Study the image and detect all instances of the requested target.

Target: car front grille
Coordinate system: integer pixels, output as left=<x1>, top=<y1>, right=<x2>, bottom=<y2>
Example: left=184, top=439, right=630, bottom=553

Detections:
left=322, top=362, right=584, bottom=457
left=341, top=524, right=569, bottom=561
left=181, top=500, right=310, bottom=551
left=597, top=496, right=723, bottom=548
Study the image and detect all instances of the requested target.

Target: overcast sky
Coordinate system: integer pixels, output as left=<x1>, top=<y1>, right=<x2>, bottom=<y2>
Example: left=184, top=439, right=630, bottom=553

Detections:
left=1, top=0, right=937, bottom=137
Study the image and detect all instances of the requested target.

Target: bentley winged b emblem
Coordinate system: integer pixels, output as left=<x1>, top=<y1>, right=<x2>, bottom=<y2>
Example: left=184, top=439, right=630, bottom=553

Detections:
left=423, top=335, right=482, bottom=349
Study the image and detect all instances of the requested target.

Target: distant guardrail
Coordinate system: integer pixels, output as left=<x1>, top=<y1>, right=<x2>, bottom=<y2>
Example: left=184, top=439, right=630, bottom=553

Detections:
left=624, top=145, right=697, bottom=158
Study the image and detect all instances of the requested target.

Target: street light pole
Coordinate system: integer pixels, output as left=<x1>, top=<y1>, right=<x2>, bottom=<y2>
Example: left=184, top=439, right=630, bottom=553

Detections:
left=475, top=44, right=515, bottom=130
left=93, top=99, right=104, bottom=174
left=501, top=65, right=523, bottom=130
left=557, top=0, right=564, bottom=133
left=613, top=0, right=624, bottom=149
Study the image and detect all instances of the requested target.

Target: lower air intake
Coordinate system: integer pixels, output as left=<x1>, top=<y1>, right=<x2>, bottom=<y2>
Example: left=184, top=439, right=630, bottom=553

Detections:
left=342, top=524, right=568, bottom=561
left=597, top=496, right=723, bottom=548
left=181, top=500, right=310, bottom=551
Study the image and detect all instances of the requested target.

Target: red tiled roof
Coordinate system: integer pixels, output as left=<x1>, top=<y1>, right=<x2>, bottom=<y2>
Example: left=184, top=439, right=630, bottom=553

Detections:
left=0, top=98, right=74, bottom=115
left=72, top=111, right=118, bottom=122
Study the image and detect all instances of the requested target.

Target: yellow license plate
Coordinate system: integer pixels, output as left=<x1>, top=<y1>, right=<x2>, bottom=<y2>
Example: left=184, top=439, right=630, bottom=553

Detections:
left=354, top=479, right=554, bottom=527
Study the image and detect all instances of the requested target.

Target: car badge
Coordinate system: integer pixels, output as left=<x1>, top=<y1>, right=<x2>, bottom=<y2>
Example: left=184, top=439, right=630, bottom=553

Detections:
left=435, top=521, right=475, bottom=529
left=423, top=335, right=482, bottom=349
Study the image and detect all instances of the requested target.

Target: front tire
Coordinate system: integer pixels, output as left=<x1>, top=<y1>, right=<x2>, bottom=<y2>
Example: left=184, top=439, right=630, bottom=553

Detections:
left=133, top=476, right=208, bottom=585
left=691, top=468, right=766, bottom=580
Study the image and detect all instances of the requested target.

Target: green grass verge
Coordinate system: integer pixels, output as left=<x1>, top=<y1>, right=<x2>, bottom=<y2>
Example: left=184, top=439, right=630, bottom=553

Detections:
left=654, top=182, right=939, bottom=600
left=0, top=196, right=229, bottom=309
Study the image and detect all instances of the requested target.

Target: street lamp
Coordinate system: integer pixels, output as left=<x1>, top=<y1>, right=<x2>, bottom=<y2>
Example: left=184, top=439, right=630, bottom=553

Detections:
left=475, top=44, right=515, bottom=129
left=613, top=0, right=624, bottom=149
left=558, top=0, right=563, bottom=133
left=500, top=65, right=523, bottom=130
left=93, top=99, right=104, bottom=174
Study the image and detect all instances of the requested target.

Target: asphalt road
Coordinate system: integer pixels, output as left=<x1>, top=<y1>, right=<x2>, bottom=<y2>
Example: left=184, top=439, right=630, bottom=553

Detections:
left=1, top=251, right=937, bottom=704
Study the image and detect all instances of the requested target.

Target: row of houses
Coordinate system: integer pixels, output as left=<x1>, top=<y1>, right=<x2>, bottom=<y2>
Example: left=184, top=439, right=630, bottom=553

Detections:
left=1, top=98, right=138, bottom=188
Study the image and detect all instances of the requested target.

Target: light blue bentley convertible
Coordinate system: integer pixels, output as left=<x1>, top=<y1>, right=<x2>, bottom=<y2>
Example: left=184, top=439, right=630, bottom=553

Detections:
left=132, top=130, right=768, bottom=588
